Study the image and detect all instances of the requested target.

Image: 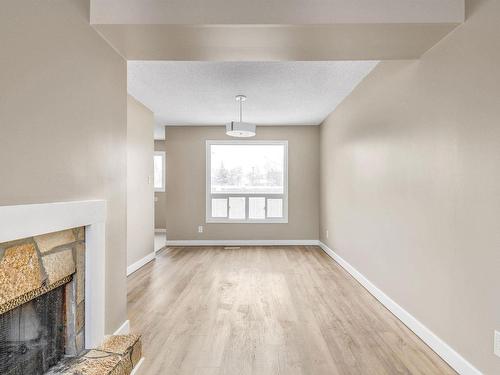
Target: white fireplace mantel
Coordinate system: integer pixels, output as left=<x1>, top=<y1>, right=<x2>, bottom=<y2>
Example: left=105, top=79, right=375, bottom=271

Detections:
left=0, top=200, right=106, bottom=349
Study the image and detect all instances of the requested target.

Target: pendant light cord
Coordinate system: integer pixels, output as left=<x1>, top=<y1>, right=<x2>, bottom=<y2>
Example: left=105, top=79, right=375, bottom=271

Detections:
left=239, top=99, right=243, bottom=122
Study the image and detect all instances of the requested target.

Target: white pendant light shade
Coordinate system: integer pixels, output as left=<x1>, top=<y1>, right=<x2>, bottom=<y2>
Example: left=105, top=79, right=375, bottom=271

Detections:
left=226, top=122, right=256, bottom=137
left=225, top=95, right=256, bottom=137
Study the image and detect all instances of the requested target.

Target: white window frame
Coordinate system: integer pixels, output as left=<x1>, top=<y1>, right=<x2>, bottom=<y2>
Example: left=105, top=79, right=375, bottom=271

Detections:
left=206, top=140, right=288, bottom=224
left=154, top=151, right=166, bottom=192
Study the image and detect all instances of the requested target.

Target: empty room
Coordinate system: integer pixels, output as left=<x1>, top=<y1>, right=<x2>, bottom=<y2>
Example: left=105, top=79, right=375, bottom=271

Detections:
left=1, top=1, right=499, bottom=374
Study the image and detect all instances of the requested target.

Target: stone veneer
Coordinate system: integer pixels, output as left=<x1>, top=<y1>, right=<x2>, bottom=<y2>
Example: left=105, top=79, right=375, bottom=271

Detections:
left=0, top=227, right=86, bottom=353
left=47, top=335, right=142, bottom=375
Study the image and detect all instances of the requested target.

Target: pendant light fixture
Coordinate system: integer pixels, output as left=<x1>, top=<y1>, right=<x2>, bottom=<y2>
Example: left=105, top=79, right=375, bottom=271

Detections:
left=225, top=95, right=256, bottom=138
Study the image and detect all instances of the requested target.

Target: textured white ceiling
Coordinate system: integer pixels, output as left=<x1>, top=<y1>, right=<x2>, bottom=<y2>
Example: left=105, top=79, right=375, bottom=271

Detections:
left=127, top=61, right=378, bottom=127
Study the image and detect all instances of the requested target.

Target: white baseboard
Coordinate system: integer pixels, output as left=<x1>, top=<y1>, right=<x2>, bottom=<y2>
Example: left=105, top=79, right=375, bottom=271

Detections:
left=155, top=228, right=166, bottom=233
left=130, top=358, right=145, bottom=375
left=165, top=239, right=319, bottom=247
left=318, top=242, right=481, bottom=375
left=113, top=320, right=130, bottom=335
left=155, top=246, right=167, bottom=253
left=127, top=252, right=155, bottom=276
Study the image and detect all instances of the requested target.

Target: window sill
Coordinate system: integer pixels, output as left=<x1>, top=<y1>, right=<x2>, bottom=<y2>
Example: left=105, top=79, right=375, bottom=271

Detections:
left=206, top=218, right=288, bottom=224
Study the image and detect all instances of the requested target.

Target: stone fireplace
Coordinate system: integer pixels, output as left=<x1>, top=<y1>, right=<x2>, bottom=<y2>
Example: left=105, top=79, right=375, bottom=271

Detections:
left=0, top=201, right=142, bottom=375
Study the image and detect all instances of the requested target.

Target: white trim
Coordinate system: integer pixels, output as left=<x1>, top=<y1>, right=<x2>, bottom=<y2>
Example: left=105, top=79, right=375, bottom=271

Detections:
left=113, top=320, right=130, bottom=335
left=84, top=220, right=106, bottom=349
left=154, top=151, right=166, bottom=192
left=127, top=252, right=155, bottom=276
left=155, top=247, right=166, bottom=254
left=205, top=140, right=289, bottom=224
left=166, top=239, right=318, bottom=247
left=130, top=358, right=145, bottom=375
left=0, top=200, right=107, bottom=350
left=318, top=242, right=482, bottom=375
left=154, top=231, right=167, bottom=253
left=206, top=217, right=288, bottom=224
left=0, top=200, right=106, bottom=243
left=154, top=228, right=167, bottom=233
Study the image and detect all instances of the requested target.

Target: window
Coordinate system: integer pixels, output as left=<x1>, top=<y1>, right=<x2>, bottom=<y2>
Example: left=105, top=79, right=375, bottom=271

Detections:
left=206, top=140, right=288, bottom=223
left=154, top=151, right=166, bottom=192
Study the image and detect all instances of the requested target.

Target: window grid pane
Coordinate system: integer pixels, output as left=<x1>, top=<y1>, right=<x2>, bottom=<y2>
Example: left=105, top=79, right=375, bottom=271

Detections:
left=228, top=197, right=246, bottom=219
left=267, top=198, right=283, bottom=218
left=211, top=198, right=228, bottom=218
left=211, top=144, right=284, bottom=194
left=249, top=197, right=266, bottom=219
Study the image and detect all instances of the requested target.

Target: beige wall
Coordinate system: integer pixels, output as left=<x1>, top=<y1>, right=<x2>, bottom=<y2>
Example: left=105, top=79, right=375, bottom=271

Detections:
left=90, top=0, right=464, bottom=24
left=127, top=96, right=154, bottom=266
left=319, top=0, right=500, bottom=373
left=154, top=140, right=167, bottom=230
left=91, top=0, right=462, bottom=61
left=0, top=1, right=127, bottom=334
left=166, top=126, right=319, bottom=240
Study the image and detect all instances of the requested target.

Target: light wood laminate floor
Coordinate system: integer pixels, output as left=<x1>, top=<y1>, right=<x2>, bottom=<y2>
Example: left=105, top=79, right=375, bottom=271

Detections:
left=127, top=246, right=455, bottom=375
